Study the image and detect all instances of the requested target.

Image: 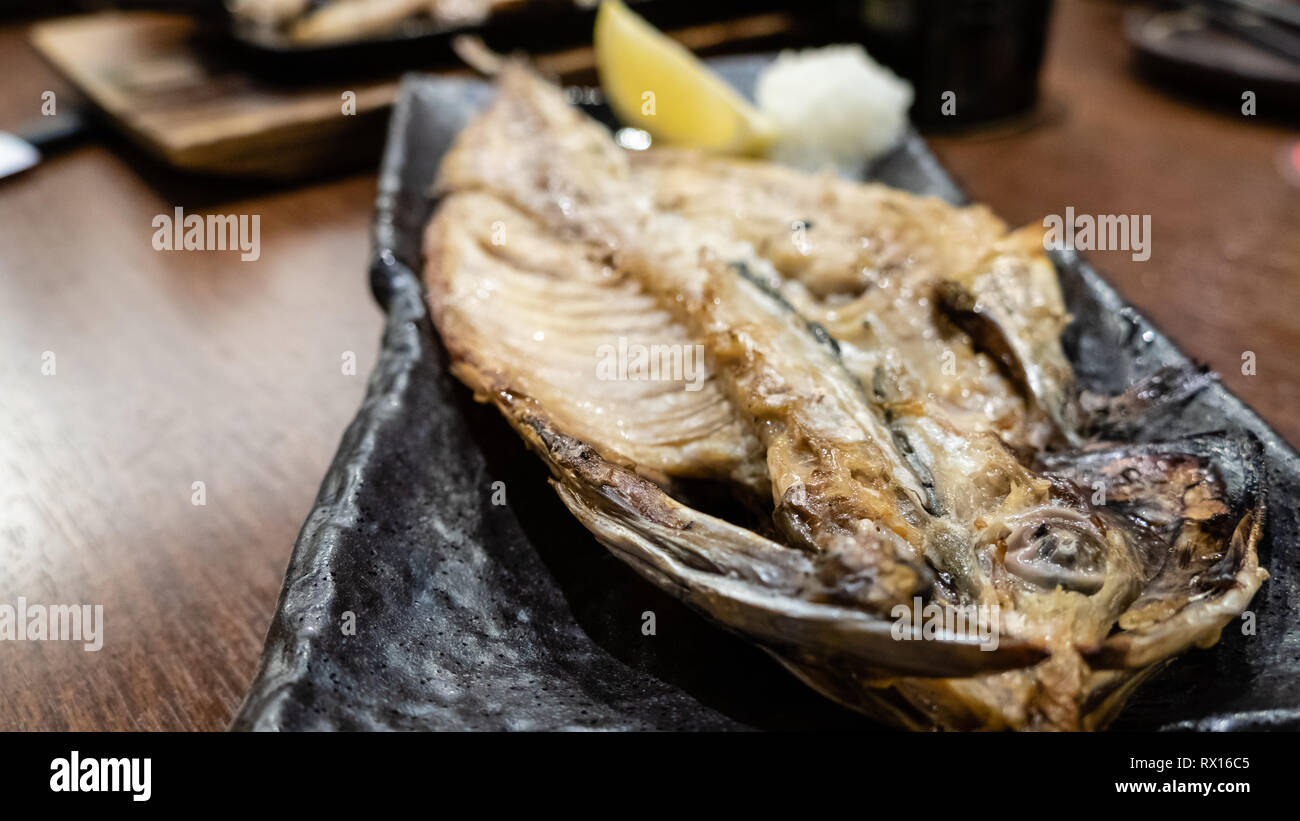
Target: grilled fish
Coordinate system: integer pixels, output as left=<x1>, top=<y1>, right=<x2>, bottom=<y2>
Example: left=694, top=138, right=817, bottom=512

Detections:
left=422, top=65, right=1267, bottom=730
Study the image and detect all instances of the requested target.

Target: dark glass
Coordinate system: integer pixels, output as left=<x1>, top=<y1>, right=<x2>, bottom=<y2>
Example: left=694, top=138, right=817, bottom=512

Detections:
left=821, top=0, right=1055, bottom=127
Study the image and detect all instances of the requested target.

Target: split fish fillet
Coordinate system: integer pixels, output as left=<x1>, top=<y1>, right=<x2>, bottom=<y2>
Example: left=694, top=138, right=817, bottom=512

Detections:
left=422, top=65, right=1267, bottom=731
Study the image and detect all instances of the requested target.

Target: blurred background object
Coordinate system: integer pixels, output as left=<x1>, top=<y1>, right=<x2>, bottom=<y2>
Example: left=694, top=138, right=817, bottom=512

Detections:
left=13, top=2, right=805, bottom=179
left=1127, top=1, right=1300, bottom=115
left=27, top=12, right=399, bottom=179
left=0, top=1, right=1048, bottom=179
left=0, top=105, right=87, bottom=180
left=821, top=0, right=1056, bottom=127
left=5, top=1, right=1296, bottom=178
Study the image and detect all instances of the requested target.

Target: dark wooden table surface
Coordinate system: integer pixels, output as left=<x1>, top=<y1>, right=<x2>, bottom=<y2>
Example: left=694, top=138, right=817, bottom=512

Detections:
left=2, top=0, right=1297, bottom=730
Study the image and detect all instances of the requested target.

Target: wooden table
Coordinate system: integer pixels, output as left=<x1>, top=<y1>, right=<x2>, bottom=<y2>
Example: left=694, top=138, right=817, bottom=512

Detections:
left=1, top=0, right=1297, bottom=731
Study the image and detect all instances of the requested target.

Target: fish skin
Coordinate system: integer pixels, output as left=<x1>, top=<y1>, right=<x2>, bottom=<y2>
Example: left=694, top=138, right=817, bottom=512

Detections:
left=423, top=64, right=1266, bottom=730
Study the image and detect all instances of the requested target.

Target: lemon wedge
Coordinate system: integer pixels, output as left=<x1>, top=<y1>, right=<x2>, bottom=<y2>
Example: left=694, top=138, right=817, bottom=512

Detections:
left=594, top=0, right=777, bottom=154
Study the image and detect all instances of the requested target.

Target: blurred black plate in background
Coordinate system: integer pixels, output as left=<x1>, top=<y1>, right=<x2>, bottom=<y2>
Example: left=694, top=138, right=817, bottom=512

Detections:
left=1127, top=5, right=1300, bottom=114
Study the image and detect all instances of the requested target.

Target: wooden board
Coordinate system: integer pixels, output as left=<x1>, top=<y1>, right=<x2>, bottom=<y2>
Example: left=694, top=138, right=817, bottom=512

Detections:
left=30, top=13, right=400, bottom=179
left=28, top=10, right=798, bottom=179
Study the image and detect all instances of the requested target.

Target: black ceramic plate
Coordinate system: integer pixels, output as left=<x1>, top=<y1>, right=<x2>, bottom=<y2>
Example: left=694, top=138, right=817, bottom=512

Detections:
left=233, top=57, right=1300, bottom=731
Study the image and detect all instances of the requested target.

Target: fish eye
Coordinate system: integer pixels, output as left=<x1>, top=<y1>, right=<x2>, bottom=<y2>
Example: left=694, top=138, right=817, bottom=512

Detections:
left=1003, top=513, right=1107, bottom=595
